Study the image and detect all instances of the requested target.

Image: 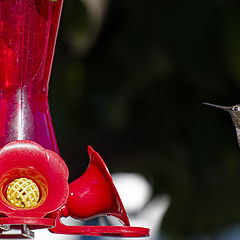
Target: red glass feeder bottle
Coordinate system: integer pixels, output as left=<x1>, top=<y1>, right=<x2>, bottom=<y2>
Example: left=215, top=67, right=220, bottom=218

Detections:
left=0, top=0, right=150, bottom=239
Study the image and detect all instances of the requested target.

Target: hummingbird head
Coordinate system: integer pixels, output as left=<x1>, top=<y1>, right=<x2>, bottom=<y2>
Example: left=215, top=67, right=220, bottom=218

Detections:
left=204, top=103, right=240, bottom=128
left=204, top=102, right=240, bottom=147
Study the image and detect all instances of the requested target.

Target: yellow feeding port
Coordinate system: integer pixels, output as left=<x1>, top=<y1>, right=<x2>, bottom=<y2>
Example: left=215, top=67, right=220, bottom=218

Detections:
left=6, top=178, right=40, bottom=208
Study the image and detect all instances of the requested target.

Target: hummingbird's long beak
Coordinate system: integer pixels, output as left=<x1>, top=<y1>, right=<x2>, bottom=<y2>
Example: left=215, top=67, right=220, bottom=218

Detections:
left=203, top=103, right=232, bottom=111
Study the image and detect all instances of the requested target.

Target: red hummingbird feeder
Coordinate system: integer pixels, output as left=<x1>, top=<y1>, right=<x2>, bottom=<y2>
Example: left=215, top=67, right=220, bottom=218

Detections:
left=0, top=0, right=149, bottom=239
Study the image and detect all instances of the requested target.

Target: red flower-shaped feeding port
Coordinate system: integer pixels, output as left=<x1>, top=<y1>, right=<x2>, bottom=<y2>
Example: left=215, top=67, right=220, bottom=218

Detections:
left=0, top=140, right=149, bottom=238
left=0, top=140, right=69, bottom=228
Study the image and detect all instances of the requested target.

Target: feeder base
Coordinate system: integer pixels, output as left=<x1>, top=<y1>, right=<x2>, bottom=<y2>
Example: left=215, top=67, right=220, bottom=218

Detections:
left=0, top=225, right=34, bottom=239
left=0, top=217, right=55, bottom=230
left=50, top=215, right=150, bottom=237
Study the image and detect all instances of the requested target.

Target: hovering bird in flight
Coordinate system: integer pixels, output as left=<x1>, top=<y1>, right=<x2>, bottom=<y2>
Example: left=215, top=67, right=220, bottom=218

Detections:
left=204, top=102, right=240, bottom=147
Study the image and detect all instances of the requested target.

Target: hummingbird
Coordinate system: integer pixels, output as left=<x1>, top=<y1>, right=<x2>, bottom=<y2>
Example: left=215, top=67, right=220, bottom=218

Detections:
left=204, top=103, right=240, bottom=148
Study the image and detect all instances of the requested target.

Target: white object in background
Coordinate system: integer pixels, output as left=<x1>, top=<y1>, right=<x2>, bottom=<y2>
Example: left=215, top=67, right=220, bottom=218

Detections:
left=129, top=195, right=170, bottom=240
left=112, top=173, right=153, bottom=214
left=102, top=173, right=171, bottom=240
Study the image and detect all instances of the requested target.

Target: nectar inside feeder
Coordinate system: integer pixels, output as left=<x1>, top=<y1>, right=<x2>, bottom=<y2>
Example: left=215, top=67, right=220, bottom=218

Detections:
left=0, top=0, right=150, bottom=239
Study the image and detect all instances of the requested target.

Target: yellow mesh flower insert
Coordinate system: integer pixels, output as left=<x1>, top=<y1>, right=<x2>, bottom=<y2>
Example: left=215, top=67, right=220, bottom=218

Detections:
left=6, top=178, right=40, bottom=208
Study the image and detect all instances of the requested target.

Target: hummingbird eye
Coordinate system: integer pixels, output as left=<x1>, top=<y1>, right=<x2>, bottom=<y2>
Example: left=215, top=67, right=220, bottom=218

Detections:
left=234, top=106, right=239, bottom=111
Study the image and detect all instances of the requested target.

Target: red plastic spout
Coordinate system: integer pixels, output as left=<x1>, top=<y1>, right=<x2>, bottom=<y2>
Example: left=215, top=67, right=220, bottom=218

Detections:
left=50, top=146, right=150, bottom=238
left=0, top=0, right=63, bottom=153
left=63, top=146, right=130, bottom=226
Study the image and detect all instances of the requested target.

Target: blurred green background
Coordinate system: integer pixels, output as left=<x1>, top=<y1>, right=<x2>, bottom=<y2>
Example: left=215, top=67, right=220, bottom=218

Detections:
left=49, top=0, right=240, bottom=239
